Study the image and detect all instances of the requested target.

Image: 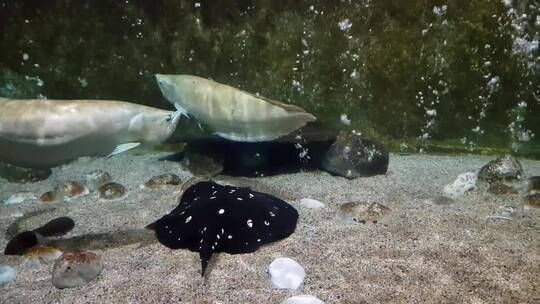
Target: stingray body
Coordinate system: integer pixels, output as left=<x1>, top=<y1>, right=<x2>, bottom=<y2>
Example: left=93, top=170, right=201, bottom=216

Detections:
left=155, top=74, right=316, bottom=142
left=147, top=181, right=299, bottom=275
left=0, top=98, right=181, bottom=168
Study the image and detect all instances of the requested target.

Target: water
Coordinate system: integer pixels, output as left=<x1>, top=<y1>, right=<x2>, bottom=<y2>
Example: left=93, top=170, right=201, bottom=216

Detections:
left=0, top=1, right=539, bottom=303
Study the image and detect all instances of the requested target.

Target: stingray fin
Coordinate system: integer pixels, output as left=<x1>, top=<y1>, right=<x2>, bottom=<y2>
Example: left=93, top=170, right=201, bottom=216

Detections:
left=107, top=142, right=141, bottom=158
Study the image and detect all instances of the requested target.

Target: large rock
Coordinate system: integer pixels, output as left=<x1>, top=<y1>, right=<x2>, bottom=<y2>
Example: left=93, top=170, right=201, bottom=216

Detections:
left=478, top=154, right=523, bottom=183
left=0, top=162, right=51, bottom=183
left=321, top=131, right=389, bottom=178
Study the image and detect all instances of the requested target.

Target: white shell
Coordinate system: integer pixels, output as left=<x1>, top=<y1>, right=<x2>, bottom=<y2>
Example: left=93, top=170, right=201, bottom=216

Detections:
left=268, top=257, right=305, bottom=290
left=281, top=295, right=325, bottom=304
left=299, top=198, right=326, bottom=209
left=443, top=171, right=478, bottom=198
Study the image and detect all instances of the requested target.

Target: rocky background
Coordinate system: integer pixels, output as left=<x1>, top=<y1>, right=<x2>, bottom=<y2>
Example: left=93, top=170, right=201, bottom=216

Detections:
left=0, top=0, right=538, bottom=156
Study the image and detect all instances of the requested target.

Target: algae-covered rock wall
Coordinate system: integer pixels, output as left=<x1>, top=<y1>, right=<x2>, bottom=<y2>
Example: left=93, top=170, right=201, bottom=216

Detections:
left=0, top=0, right=538, bottom=155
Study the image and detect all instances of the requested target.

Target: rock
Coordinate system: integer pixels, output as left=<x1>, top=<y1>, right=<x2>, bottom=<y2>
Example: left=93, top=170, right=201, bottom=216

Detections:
left=443, top=172, right=477, bottom=198
left=338, top=201, right=390, bottom=224
left=25, top=245, right=63, bottom=264
left=528, top=176, right=540, bottom=194
left=39, top=191, right=58, bottom=203
left=427, top=195, right=456, bottom=206
left=84, top=170, right=112, bottom=191
left=299, top=198, right=325, bottom=209
left=524, top=193, right=540, bottom=209
left=55, top=181, right=89, bottom=201
left=268, top=257, right=305, bottom=290
left=320, top=131, right=388, bottom=178
left=4, top=192, right=37, bottom=205
left=0, top=265, right=16, bottom=286
left=98, top=182, right=127, bottom=200
left=143, top=173, right=182, bottom=189
left=478, top=155, right=523, bottom=183
left=52, top=251, right=103, bottom=289
left=0, top=162, right=51, bottom=183
left=281, top=295, right=326, bottom=304
left=488, top=182, right=519, bottom=195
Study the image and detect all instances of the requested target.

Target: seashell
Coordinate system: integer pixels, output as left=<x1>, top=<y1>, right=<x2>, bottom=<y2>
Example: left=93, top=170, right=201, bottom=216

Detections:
left=98, top=182, right=127, bottom=200
left=55, top=181, right=89, bottom=201
left=84, top=170, right=112, bottom=191
left=39, top=191, right=58, bottom=203
left=143, top=173, right=182, bottom=190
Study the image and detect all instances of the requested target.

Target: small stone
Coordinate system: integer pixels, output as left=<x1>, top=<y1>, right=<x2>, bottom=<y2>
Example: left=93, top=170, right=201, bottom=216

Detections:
left=39, top=191, right=58, bottom=203
left=0, top=265, right=16, bottom=286
left=429, top=195, right=456, bottom=205
left=488, top=182, right=518, bottom=195
left=4, top=192, right=36, bottom=205
left=524, top=193, right=540, bottom=209
left=478, top=154, right=523, bottom=183
left=299, top=198, right=325, bottom=209
left=52, top=251, right=103, bottom=289
left=0, top=162, right=51, bottom=183
left=268, top=257, right=305, bottom=290
left=338, top=201, right=390, bottom=224
left=143, top=173, right=182, bottom=189
left=84, top=170, right=112, bottom=191
left=528, top=176, right=540, bottom=195
left=321, top=131, right=389, bottom=178
left=25, top=245, right=63, bottom=264
left=443, top=172, right=477, bottom=198
left=55, top=181, right=89, bottom=201
left=98, top=182, right=127, bottom=200
left=281, top=295, right=326, bottom=304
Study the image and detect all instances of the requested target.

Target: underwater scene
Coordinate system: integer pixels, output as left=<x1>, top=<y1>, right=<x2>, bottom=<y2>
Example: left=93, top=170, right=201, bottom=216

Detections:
left=0, top=0, right=538, bottom=303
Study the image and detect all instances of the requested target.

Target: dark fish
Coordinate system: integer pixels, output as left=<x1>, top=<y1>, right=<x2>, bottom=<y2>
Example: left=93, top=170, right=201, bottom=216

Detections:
left=147, top=181, right=299, bottom=276
left=4, top=216, right=75, bottom=255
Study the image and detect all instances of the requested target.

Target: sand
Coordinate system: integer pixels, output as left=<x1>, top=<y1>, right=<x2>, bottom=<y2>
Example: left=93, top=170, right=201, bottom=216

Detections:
left=0, top=151, right=539, bottom=304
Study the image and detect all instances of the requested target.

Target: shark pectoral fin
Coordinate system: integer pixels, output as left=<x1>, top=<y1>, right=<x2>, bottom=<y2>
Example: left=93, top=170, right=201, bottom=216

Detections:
left=107, top=142, right=141, bottom=158
left=174, top=103, right=190, bottom=118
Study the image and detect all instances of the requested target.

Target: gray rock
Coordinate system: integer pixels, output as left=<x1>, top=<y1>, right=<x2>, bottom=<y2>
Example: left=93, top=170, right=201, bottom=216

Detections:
left=0, top=265, right=16, bottom=286
left=321, top=131, right=388, bottom=178
left=478, top=155, right=523, bottom=183
left=52, top=251, right=103, bottom=289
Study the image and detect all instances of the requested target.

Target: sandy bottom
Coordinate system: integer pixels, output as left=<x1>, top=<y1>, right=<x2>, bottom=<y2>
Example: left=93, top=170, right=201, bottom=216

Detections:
left=0, top=151, right=539, bottom=304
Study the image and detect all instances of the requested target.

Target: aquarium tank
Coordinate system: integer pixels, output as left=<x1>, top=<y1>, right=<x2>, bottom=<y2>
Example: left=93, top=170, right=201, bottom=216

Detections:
left=0, top=1, right=539, bottom=303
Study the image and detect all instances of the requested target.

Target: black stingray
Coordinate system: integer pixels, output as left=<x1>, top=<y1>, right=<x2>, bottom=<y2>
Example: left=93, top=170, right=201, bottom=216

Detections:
left=147, top=181, right=299, bottom=276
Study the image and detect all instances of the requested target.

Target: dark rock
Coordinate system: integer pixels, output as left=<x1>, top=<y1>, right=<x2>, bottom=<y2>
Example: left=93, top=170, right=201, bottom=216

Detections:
left=52, top=251, right=103, bottom=289
left=488, top=182, right=519, bottom=195
left=524, top=193, right=540, bottom=209
left=321, top=131, right=389, bottom=178
left=0, top=162, right=51, bottom=183
left=144, top=173, right=182, bottom=189
left=478, top=155, right=523, bottom=183
left=98, top=182, right=127, bottom=200
left=528, top=176, right=540, bottom=195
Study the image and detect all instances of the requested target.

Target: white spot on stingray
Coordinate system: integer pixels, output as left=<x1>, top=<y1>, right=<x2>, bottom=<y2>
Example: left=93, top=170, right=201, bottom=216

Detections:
left=229, top=189, right=236, bottom=193
left=185, top=216, right=192, bottom=223
left=249, top=193, right=254, bottom=198
left=247, top=219, right=253, bottom=227
left=218, top=209, right=225, bottom=214
left=203, top=227, right=207, bottom=232
left=257, top=239, right=261, bottom=242
left=194, top=197, right=200, bottom=201
left=210, top=196, right=216, bottom=200
left=211, top=246, right=214, bottom=250
left=264, top=221, right=270, bottom=226
left=177, top=237, right=181, bottom=240
left=221, top=228, right=225, bottom=234
left=228, top=235, right=233, bottom=239
left=168, top=230, right=172, bottom=234
left=165, top=225, right=169, bottom=229
left=269, top=212, right=276, bottom=217
left=200, top=239, right=203, bottom=243
left=237, top=197, right=244, bottom=201
left=212, top=190, right=217, bottom=195
left=214, top=242, right=218, bottom=245
left=217, top=234, right=220, bottom=239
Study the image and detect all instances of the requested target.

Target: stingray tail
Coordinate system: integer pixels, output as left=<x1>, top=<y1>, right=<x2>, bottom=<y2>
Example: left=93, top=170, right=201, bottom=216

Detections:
left=198, top=227, right=218, bottom=277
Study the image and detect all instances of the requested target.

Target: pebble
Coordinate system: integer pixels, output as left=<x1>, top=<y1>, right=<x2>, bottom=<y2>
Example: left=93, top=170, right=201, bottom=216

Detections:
left=52, top=251, right=103, bottom=289
left=4, top=192, right=36, bottom=205
left=281, top=295, right=325, bottom=304
left=98, top=182, right=127, bottom=200
left=84, top=170, right=113, bottom=191
left=143, top=173, right=182, bottom=189
left=56, top=181, right=89, bottom=201
left=443, top=171, right=477, bottom=198
left=268, top=257, right=305, bottom=290
left=299, top=198, right=325, bottom=209
left=338, top=201, right=390, bottom=224
left=0, top=265, right=16, bottom=286
left=39, top=191, right=58, bottom=203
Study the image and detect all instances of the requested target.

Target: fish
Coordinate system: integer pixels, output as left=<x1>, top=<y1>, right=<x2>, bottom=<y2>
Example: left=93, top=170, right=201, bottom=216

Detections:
left=0, top=98, right=181, bottom=168
left=4, top=216, right=75, bottom=255
left=155, top=74, right=316, bottom=142
left=147, top=180, right=299, bottom=276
